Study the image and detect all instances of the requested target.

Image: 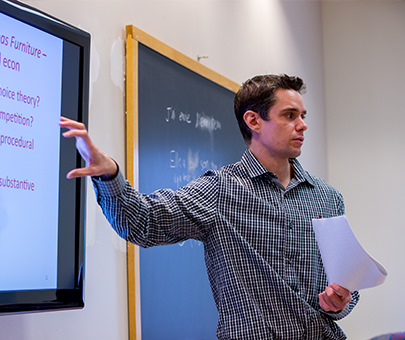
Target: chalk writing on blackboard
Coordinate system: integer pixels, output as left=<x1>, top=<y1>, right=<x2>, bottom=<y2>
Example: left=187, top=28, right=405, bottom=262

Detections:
left=165, top=106, right=222, bottom=132
left=169, top=148, right=219, bottom=188
left=165, top=107, right=192, bottom=124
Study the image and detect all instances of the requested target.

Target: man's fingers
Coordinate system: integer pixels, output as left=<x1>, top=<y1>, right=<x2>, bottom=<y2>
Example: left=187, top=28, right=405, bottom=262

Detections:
left=67, top=167, right=97, bottom=179
left=319, top=291, right=340, bottom=312
left=329, top=283, right=352, bottom=302
left=318, top=293, right=329, bottom=311
left=62, top=128, right=89, bottom=138
left=60, top=117, right=117, bottom=179
left=59, top=117, right=87, bottom=131
left=319, top=284, right=352, bottom=312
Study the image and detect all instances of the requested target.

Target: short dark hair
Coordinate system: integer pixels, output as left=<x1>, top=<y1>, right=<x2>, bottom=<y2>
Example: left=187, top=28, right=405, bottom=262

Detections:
left=234, top=74, right=306, bottom=143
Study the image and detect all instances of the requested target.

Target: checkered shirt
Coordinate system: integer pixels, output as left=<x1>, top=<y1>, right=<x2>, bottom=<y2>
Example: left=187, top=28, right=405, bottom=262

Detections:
left=93, top=150, right=359, bottom=340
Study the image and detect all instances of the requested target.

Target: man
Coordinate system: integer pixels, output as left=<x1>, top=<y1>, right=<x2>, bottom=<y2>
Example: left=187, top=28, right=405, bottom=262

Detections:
left=60, top=74, right=359, bottom=339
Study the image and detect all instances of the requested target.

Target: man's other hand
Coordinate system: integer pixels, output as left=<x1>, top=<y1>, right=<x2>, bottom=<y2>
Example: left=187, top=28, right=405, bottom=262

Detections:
left=319, top=283, right=352, bottom=312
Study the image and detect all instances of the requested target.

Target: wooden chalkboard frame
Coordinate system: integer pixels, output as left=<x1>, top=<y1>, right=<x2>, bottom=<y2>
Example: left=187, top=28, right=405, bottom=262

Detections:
left=125, top=25, right=240, bottom=340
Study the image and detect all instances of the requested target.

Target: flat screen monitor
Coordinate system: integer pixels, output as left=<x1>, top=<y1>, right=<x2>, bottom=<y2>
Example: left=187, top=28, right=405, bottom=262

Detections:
left=0, top=0, right=89, bottom=314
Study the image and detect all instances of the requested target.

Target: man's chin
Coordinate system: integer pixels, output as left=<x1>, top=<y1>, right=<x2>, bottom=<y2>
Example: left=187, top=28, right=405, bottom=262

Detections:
left=290, top=149, right=302, bottom=159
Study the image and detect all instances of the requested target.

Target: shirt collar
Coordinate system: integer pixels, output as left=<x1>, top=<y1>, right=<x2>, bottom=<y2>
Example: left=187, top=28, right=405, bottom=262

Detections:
left=241, top=149, right=316, bottom=187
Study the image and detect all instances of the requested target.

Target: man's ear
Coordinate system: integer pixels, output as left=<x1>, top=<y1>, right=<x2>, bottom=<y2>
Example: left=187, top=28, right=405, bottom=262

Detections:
left=243, top=110, right=261, bottom=133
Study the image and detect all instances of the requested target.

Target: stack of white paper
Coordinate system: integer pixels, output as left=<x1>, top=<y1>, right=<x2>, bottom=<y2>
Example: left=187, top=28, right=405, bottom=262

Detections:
left=312, top=215, right=387, bottom=291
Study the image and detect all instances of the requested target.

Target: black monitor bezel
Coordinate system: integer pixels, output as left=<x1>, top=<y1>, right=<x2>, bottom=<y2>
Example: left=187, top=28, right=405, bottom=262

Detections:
left=0, top=0, right=89, bottom=314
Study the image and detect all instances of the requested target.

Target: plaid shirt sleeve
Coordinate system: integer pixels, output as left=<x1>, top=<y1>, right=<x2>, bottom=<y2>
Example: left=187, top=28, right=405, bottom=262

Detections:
left=92, top=168, right=218, bottom=247
left=92, top=150, right=359, bottom=340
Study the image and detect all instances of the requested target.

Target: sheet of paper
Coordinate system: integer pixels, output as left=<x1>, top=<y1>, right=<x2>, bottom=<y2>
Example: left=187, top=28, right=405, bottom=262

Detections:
left=312, top=215, right=387, bottom=291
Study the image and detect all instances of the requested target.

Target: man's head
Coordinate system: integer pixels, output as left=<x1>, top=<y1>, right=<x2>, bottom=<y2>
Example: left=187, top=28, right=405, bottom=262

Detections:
left=234, top=74, right=306, bottom=144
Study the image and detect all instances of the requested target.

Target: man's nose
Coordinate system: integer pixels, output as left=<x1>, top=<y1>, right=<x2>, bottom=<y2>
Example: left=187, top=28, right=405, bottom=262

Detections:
left=297, top=117, right=308, bottom=131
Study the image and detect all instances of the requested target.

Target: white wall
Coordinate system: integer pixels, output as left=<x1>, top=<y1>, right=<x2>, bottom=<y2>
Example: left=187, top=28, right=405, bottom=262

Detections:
left=323, top=1, right=405, bottom=339
left=0, top=1, right=328, bottom=339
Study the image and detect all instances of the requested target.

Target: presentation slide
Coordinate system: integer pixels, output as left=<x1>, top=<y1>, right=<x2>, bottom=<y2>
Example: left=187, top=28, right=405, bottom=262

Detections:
left=0, top=12, right=63, bottom=291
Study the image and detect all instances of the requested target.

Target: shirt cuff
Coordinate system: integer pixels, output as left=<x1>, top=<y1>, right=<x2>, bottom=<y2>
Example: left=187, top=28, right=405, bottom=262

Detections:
left=92, top=170, right=127, bottom=198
